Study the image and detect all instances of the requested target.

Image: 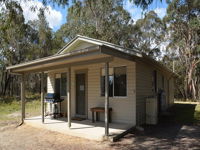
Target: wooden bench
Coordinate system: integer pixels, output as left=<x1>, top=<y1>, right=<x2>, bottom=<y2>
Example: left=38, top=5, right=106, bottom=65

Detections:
left=90, top=107, right=112, bottom=123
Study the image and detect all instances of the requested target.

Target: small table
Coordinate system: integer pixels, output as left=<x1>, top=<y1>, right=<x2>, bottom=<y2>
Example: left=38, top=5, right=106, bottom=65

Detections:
left=90, top=107, right=112, bottom=123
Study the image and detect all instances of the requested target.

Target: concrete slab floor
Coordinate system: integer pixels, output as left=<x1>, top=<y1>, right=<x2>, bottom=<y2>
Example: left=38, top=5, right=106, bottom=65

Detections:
left=25, top=116, right=132, bottom=141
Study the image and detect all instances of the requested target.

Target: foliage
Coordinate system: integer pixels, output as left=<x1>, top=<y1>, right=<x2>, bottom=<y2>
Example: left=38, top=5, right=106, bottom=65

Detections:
left=130, top=11, right=166, bottom=58
left=0, top=2, right=59, bottom=96
left=0, top=1, right=35, bottom=96
left=56, top=0, right=133, bottom=47
left=163, top=0, right=200, bottom=99
left=194, top=104, right=200, bottom=124
left=0, top=0, right=160, bottom=9
left=0, top=2, right=33, bottom=65
left=129, top=0, right=154, bottom=10
left=169, top=103, right=200, bottom=124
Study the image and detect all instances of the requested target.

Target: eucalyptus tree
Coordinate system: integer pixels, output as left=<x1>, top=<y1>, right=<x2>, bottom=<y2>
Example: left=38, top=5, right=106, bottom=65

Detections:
left=0, top=1, right=36, bottom=95
left=164, top=0, right=200, bottom=99
left=130, top=11, right=166, bottom=58
left=56, top=0, right=133, bottom=47
left=38, top=9, right=53, bottom=57
left=0, top=0, right=160, bottom=9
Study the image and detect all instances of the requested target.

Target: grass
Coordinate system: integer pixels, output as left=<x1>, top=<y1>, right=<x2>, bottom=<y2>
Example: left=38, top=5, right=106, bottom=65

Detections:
left=174, top=98, right=200, bottom=102
left=0, top=100, right=20, bottom=121
left=0, top=94, right=41, bottom=125
left=168, top=103, right=200, bottom=125
left=194, top=104, right=200, bottom=124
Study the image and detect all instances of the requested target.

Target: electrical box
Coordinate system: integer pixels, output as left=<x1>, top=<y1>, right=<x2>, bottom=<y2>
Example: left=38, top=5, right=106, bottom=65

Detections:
left=146, top=97, right=158, bottom=125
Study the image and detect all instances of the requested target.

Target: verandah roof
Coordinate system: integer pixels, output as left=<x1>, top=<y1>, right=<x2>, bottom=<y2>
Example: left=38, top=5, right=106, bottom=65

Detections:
left=6, top=45, right=139, bottom=74
left=6, top=35, right=176, bottom=77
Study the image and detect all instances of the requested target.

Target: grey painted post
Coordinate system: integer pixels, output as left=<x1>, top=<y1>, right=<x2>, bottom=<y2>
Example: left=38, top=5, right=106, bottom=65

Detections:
left=21, top=74, right=25, bottom=123
left=67, top=67, right=71, bottom=127
left=105, top=62, right=109, bottom=136
left=41, top=72, right=45, bottom=123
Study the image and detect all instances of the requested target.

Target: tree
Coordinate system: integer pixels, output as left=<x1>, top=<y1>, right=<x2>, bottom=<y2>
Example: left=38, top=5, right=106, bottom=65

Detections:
left=56, top=0, right=133, bottom=47
left=130, top=11, right=166, bottom=58
left=38, top=9, right=53, bottom=57
left=0, top=2, right=57, bottom=96
left=0, top=0, right=161, bottom=9
left=0, top=1, right=36, bottom=96
left=28, top=8, right=60, bottom=58
left=164, top=0, right=200, bottom=99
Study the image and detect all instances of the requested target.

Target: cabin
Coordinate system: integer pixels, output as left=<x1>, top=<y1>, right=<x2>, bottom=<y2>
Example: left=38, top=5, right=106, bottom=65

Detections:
left=6, top=35, right=175, bottom=141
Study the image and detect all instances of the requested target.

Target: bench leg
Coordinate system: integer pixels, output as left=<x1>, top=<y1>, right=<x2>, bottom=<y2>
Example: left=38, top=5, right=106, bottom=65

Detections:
left=109, top=111, right=112, bottom=123
left=96, top=112, right=99, bottom=121
left=92, top=112, right=94, bottom=123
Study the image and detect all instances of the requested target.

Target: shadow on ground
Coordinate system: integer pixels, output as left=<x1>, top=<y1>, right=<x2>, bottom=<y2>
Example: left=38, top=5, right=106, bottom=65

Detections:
left=109, top=104, right=200, bottom=150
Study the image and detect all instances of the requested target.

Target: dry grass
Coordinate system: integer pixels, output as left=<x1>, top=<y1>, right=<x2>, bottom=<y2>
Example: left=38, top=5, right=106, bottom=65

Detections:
left=0, top=94, right=41, bottom=127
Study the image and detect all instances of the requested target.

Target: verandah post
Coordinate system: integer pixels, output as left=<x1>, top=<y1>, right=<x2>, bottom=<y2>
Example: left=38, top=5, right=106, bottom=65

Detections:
left=21, top=74, right=25, bottom=123
left=41, top=72, right=45, bottom=123
left=105, top=62, right=109, bottom=136
left=67, top=67, right=71, bottom=127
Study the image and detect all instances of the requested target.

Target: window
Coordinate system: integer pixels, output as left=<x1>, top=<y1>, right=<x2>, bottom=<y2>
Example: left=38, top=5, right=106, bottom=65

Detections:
left=55, top=73, right=67, bottom=96
left=114, top=67, right=127, bottom=96
left=100, top=66, right=127, bottom=97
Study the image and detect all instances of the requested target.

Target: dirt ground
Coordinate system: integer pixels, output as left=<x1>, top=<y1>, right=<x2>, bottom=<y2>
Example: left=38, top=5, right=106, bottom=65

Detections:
left=0, top=104, right=200, bottom=150
left=0, top=123, right=200, bottom=150
left=110, top=104, right=200, bottom=150
left=110, top=124, right=200, bottom=150
left=0, top=125, right=111, bottom=150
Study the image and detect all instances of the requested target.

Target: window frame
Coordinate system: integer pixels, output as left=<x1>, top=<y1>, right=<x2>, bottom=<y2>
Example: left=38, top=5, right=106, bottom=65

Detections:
left=100, top=66, right=127, bottom=98
left=54, top=72, right=67, bottom=97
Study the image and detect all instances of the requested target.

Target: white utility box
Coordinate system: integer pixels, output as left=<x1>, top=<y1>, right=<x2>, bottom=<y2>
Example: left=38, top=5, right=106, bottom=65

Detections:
left=146, top=97, right=158, bottom=125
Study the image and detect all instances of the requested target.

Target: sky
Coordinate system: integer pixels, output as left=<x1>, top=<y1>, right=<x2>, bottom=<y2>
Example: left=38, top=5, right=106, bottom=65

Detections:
left=18, top=0, right=168, bottom=31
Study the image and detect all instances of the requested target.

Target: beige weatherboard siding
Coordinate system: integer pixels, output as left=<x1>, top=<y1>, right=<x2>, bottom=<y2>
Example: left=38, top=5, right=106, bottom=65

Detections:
left=47, top=57, right=136, bottom=125
left=136, top=61, right=175, bottom=125
left=136, top=62, right=154, bottom=125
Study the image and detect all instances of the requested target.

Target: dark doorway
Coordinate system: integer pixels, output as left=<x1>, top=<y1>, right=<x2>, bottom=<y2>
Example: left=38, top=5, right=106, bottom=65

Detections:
left=76, top=73, right=86, bottom=117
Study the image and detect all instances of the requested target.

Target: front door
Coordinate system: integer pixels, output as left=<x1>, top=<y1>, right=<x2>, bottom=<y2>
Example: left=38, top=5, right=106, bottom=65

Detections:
left=76, top=73, right=86, bottom=117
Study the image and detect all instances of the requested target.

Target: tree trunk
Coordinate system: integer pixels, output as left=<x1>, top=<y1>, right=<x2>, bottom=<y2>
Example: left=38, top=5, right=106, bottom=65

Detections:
left=3, top=72, right=11, bottom=96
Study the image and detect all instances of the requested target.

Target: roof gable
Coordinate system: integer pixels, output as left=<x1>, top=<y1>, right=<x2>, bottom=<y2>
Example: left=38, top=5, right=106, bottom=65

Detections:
left=57, top=35, right=141, bottom=57
left=61, top=40, right=96, bottom=53
left=58, top=36, right=103, bottom=54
